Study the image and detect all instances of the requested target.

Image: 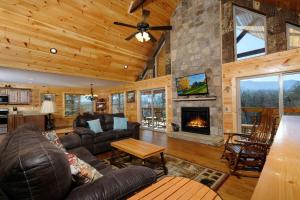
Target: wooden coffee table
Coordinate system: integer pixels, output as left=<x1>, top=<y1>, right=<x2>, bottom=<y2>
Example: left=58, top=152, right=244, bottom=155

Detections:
left=111, top=138, right=168, bottom=175
left=128, top=177, right=222, bottom=200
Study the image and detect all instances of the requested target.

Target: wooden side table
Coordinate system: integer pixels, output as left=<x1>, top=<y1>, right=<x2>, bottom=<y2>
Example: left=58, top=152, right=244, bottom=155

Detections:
left=128, top=177, right=222, bottom=200
left=55, top=127, right=74, bottom=137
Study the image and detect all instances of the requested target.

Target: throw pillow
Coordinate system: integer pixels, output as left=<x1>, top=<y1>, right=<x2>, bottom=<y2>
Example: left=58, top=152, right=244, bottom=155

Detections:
left=87, top=119, right=103, bottom=134
left=42, top=130, right=66, bottom=152
left=113, top=117, right=128, bottom=130
left=65, top=152, right=103, bottom=185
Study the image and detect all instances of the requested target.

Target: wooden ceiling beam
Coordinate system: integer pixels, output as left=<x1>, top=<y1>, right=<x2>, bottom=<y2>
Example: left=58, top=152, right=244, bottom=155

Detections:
left=129, top=0, right=149, bottom=13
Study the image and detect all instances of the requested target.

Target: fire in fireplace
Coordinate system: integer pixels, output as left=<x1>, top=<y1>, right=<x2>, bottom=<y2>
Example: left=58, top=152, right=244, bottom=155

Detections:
left=181, top=107, right=210, bottom=135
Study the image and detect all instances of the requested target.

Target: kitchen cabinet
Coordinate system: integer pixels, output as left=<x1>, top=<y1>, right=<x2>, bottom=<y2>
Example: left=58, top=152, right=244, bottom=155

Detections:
left=8, top=115, right=45, bottom=132
left=0, top=88, right=32, bottom=105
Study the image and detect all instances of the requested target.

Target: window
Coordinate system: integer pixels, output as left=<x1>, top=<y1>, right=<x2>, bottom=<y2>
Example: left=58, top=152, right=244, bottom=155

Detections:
left=238, top=72, right=300, bottom=132
left=234, top=6, right=267, bottom=60
left=286, top=23, right=300, bottom=50
left=111, top=93, right=124, bottom=114
left=65, top=94, right=93, bottom=116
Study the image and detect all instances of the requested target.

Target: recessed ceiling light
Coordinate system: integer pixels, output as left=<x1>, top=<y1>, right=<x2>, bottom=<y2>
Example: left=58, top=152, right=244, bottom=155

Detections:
left=50, top=48, right=57, bottom=54
left=124, top=65, right=128, bottom=69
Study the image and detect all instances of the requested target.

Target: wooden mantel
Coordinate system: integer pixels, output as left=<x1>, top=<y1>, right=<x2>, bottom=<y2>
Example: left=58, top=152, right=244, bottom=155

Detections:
left=251, top=116, right=300, bottom=200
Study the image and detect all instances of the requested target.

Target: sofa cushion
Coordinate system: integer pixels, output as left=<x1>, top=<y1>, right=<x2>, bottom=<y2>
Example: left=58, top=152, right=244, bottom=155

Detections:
left=93, top=130, right=116, bottom=143
left=113, top=117, right=128, bottom=130
left=115, top=130, right=133, bottom=139
left=103, top=113, right=125, bottom=131
left=42, top=130, right=66, bottom=151
left=87, top=119, right=103, bottom=134
left=66, top=166, right=157, bottom=200
left=0, top=127, right=72, bottom=200
left=65, top=152, right=103, bottom=185
left=68, top=147, right=107, bottom=172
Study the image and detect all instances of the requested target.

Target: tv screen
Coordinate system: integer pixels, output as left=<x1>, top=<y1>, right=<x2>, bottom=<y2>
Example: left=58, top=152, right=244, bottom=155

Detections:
left=176, top=73, right=208, bottom=96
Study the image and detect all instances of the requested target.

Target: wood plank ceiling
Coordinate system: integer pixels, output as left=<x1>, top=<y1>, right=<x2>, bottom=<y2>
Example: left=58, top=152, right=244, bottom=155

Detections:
left=257, top=0, right=300, bottom=13
left=0, top=0, right=179, bottom=82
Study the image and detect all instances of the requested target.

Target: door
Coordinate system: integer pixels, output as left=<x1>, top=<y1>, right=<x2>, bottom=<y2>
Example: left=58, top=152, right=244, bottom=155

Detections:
left=238, top=75, right=279, bottom=133
left=140, top=88, right=166, bottom=132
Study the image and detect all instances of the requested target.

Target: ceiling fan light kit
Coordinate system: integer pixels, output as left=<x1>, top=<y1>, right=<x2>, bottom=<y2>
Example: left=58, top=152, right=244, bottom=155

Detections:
left=113, top=2, right=172, bottom=43
left=135, top=32, right=151, bottom=42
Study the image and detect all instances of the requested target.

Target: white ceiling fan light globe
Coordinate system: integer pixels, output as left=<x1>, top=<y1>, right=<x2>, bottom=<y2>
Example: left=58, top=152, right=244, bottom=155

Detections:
left=143, top=32, right=151, bottom=41
left=135, top=32, right=144, bottom=42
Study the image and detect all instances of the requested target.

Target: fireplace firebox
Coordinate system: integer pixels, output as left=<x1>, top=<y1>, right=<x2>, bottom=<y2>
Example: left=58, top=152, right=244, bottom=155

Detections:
left=181, top=107, right=210, bottom=135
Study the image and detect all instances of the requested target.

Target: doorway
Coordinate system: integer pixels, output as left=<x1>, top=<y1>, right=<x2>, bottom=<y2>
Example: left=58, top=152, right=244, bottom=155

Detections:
left=140, top=88, right=166, bottom=132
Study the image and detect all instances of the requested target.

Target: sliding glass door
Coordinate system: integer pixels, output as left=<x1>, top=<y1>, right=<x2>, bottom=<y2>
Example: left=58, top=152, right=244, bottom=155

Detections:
left=140, top=88, right=166, bottom=132
left=283, top=73, right=300, bottom=115
left=238, top=72, right=300, bottom=132
left=238, top=75, right=279, bottom=133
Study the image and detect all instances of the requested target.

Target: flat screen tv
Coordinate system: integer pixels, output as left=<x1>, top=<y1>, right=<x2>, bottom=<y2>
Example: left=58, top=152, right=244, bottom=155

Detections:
left=176, top=73, right=208, bottom=96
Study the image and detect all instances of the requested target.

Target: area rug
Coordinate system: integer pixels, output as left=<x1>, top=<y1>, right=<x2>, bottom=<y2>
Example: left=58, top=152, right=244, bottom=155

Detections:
left=104, top=154, right=229, bottom=190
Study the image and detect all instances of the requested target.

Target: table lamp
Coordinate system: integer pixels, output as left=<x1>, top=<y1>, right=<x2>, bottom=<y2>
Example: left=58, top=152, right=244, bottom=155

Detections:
left=40, top=100, right=56, bottom=130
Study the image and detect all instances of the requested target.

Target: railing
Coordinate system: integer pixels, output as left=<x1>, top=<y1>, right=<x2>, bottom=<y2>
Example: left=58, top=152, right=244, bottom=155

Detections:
left=241, top=107, right=300, bottom=114
left=240, top=107, right=300, bottom=134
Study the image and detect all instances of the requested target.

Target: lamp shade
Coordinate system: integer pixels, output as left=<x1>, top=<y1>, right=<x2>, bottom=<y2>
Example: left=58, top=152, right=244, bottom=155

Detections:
left=40, top=100, right=56, bottom=114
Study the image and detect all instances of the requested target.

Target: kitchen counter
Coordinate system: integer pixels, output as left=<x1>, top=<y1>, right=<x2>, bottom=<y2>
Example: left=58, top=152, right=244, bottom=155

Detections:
left=8, top=114, right=46, bottom=132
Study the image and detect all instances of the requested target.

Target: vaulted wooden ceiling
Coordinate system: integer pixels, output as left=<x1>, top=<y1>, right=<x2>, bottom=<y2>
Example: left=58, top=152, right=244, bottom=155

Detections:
left=257, top=0, right=300, bottom=13
left=0, top=0, right=179, bottom=82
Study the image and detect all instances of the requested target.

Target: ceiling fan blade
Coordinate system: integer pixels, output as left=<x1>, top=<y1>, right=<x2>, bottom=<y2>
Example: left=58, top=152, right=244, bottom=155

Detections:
left=129, top=0, right=149, bottom=13
left=125, top=32, right=139, bottom=40
left=148, top=32, right=157, bottom=43
left=149, top=26, right=172, bottom=31
left=113, top=22, right=137, bottom=29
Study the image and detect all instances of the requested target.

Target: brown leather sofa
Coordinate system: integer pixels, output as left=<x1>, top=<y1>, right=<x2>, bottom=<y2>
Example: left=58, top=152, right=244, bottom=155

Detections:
left=0, top=124, right=156, bottom=200
left=73, top=113, right=140, bottom=155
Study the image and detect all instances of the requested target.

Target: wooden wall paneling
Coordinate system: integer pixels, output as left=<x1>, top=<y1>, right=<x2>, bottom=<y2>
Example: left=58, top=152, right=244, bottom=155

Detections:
left=0, top=82, right=92, bottom=128
left=222, top=48, right=300, bottom=132
left=0, top=75, right=172, bottom=130
left=98, top=75, right=173, bottom=131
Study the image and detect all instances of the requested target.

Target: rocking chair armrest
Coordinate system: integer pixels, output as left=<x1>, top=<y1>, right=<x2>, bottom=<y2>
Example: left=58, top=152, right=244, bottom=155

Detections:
left=236, top=140, right=269, bottom=147
left=224, top=132, right=251, bottom=137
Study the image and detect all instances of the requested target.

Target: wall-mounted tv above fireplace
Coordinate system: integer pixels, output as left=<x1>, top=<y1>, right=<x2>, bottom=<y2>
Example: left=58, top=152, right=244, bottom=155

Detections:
left=176, top=73, right=208, bottom=96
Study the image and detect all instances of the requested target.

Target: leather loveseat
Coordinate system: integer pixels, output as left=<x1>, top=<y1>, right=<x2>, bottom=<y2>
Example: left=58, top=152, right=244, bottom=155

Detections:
left=0, top=124, right=157, bottom=200
left=73, top=113, right=140, bottom=155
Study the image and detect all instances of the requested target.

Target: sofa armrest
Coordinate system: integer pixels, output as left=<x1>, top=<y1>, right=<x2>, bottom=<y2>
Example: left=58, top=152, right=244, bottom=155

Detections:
left=73, top=127, right=95, bottom=154
left=127, top=122, right=140, bottom=139
left=66, top=166, right=157, bottom=200
left=60, top=134, right=81, bottom=150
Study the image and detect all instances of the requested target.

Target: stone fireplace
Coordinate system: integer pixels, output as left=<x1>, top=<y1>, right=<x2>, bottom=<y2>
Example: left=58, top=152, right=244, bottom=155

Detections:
left=181, top=107, right=210, bottom=135
left=169, top=0, right=224, bottom=146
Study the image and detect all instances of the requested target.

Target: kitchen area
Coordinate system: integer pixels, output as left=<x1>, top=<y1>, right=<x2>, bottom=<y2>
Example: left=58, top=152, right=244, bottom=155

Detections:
left=0, top=86, right=46, bottom=134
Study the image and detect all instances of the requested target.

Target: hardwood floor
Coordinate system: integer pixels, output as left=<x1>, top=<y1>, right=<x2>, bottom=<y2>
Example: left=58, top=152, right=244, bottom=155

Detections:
left=140, top=130, right=258, bottom=200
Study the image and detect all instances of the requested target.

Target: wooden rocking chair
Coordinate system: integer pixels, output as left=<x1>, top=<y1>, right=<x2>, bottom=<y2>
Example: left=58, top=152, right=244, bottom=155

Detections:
left=221, top=109, right=277, bottom=177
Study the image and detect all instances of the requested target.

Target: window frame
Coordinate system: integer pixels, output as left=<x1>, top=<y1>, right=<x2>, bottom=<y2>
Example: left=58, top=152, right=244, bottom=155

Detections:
left=111, top=93, right=125, bottom=114
left=64, top=93, right=93, bottom=116
left=233, top=6, right=268, bottom=61
left=286, top=23, right=300, bottom=50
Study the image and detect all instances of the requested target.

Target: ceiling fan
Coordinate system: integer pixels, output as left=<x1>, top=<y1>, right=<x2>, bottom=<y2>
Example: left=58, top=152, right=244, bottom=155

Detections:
left=113, top=6, right=172, bottom=43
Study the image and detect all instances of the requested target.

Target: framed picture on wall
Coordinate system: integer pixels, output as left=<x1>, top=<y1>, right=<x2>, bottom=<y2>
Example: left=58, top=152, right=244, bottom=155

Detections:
left=126, top=91, right=135, bottom=103
left=41, top=93, right=55, bottom=103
